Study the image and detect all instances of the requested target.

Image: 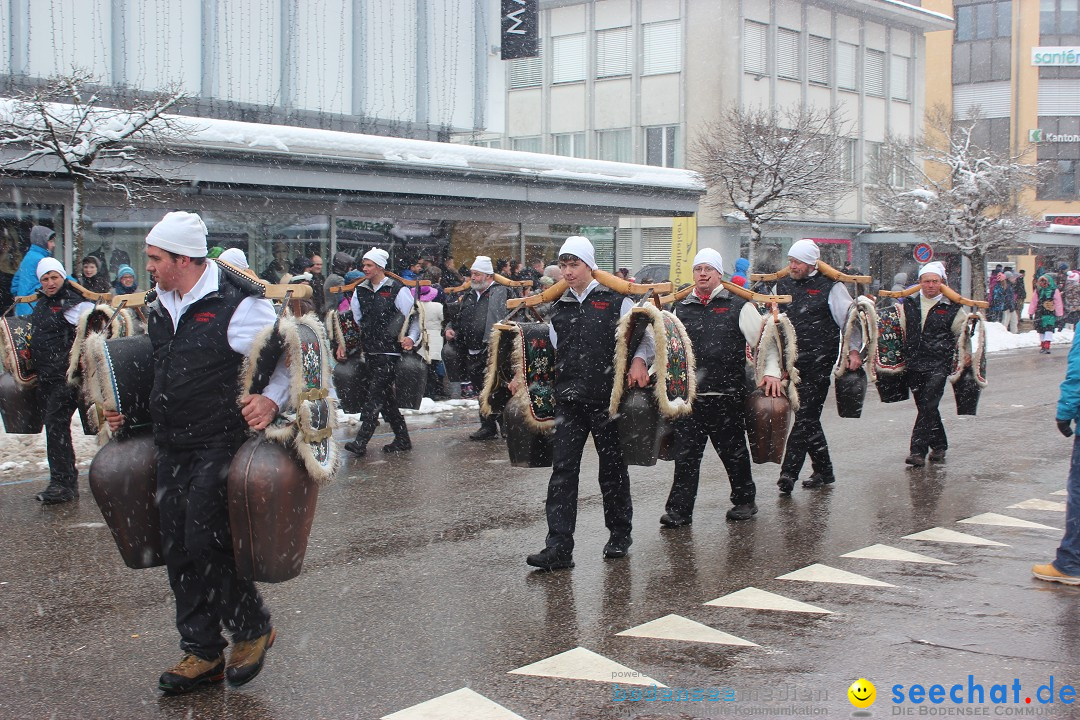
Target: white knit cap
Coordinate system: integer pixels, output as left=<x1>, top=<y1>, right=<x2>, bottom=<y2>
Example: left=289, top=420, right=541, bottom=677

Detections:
left=558, top=235, right=597, bottom=270
left=145, top=211, right=208, bottom=258
left=787, top=239, right=820, bottom=265
left=362, top=247, right=389, bottom=268
left=35, top=257, right=66, bottom=281
left=471, top=256, right=494, bottom=275
left=218, top=248, right=249, bottom=269
left=919, top=261, right=947, bottom=281
left=692, top=248, right=725, bottom=276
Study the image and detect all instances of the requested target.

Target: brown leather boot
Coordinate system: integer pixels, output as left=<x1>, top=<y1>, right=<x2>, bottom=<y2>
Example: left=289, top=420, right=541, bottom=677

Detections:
left=226, top=628, right=276, bottom=686
left=158, top=653, right=225, bottom=694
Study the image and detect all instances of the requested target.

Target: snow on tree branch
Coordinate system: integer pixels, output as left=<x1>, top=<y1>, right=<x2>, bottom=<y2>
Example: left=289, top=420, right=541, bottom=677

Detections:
left=867, top=105, right=1044, bottom=299
left=690, top=103, right=851, bottom=268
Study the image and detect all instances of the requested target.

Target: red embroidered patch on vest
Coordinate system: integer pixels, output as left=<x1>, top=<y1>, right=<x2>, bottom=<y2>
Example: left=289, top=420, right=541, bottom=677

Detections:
left=193, top=311, right=216, bottom=323
left=934, top=307, right=948, bottom=315
left=378, top=290, right=392, bottom=298
left=590, top=300, right=610, bottom=310
left=806, top=289, right=821, bottom=295
left=712, top=306, right=729, bottom=313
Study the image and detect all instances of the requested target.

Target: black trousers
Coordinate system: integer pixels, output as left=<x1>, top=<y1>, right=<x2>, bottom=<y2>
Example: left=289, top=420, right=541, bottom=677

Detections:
left=780, top=367, right=833, bottom=480
left=39, top=380, right=79, bottom=491
left=353, top=354, right=409, bottom=448
left=544, top=400, right=632, bottom=552
left=466, top=347, right=499, bottom=430
left=908, top=370, right=948, bottom=457
left=157, top=444, right=271, bottom=660
left=667, top=394, right=755, bottom=515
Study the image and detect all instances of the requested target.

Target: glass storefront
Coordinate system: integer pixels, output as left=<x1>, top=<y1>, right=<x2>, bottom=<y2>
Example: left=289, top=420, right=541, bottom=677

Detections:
left=0, top=203, right=64, bottom=309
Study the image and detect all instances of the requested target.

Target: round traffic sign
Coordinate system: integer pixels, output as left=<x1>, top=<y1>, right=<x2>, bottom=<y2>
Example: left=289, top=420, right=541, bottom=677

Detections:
left=913, top=243, right=933, bottom=263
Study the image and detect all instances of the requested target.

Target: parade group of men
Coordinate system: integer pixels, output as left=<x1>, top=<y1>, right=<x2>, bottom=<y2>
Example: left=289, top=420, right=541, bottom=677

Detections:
left=21, top=213, right=1080, bottom=699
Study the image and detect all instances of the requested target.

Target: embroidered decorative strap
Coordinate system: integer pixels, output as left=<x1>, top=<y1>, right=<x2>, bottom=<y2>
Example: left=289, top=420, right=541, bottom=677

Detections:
left=517, top=322, right=556, bottom=425
left=0, top=316, right=35, bottom=386
left=609, top=303, right=695, bottom=420
left=875, top=303, right=906, bottom=375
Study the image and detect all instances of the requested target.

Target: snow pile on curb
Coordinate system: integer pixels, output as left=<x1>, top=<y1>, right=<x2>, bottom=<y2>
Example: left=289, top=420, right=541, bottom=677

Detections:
left=336, top=398, right=479, bottom=425
left=0, top=415, right=99, bottom=477
left=984, top=322, right=1073, bottom=353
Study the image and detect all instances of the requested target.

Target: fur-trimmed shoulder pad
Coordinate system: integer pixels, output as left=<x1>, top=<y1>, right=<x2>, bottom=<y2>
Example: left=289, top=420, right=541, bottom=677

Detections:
left=609, top=303, right=696, bottom=420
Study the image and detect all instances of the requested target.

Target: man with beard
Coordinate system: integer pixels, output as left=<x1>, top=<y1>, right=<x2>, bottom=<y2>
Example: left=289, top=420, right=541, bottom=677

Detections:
left=775, top=239, right=861, bottom=495
left=443, top=255, right=513, bottom=440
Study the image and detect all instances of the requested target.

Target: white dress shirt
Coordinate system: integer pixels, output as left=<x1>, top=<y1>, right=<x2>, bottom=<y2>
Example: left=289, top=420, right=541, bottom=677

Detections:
left=548, top=280, right=655, bottom=362
left=153, top=260, right=291, bottom=410
left=349, top=275, right=422, bottom=355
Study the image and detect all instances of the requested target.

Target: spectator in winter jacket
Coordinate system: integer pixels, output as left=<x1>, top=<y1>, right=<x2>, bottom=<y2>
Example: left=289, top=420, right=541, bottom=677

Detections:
left=1064, top=271, right=1080, bottom=330
left=11, top=225, right=56, bottom=315
left=731, top=257, right=750, bottom=288
left=322, top=251, right=354, bottom=313
left=1033, top=339, right=1080, bottom=585
left=112, top=264, right=138, bottom=295
left=79, top=255, right=112, bottom=294
left=1030, top=273, right=1064, bottom=354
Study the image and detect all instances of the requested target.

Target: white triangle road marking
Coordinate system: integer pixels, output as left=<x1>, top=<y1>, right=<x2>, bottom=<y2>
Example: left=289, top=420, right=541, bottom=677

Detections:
left=958, top=513, right=1058, bottom=530
left=903, top=527, right=1009, bottom=546
left=1007, top=499, right=1067, bottom=512
left=705, top=587, right=833, bottom=614
left=508, top=646, right=666, bottom=687
left=382, top=688, right=529, bottom=720
left=1051, top=490, right=1068, bottom=496
left=616, top=614, right=758, bottom=646
left=840, top=543, right=953, bottom=565
left=776, top=563, right=894, bottom=587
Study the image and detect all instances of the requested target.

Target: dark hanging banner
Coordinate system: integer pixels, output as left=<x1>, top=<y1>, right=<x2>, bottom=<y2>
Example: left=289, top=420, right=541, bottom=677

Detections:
left=501, top=0, right=538, bottom=60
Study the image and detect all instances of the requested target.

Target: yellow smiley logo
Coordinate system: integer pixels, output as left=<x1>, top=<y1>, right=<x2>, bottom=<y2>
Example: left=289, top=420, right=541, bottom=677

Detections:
left=848, top=678, right=876, bottom=709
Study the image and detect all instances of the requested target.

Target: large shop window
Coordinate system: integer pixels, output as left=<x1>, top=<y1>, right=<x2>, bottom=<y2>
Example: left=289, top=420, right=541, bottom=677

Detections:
left=0, top=203, right=63, bottom=310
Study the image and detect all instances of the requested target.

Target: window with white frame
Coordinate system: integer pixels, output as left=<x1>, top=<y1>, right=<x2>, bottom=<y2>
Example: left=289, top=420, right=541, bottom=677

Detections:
left=865, top=141, right=882, bottom=183
left=471, top=138, right=502, bottom=149
left=777, top=28, right=800, bottom=80
left=643, top=20, right=682, bottom=75
left=597, top=26, right=631, bottom=78
left=553, top=34, right=586, bottom=84
left=808, top=35, right=830, bottom=85
left=512, top=136, right=542, bottom=153
left=596, top=128, right=632, bottom=163
left=743, top=20, right=768, bottom=75
left=509, top=40, right=543, bottom=89
left=837, top=42, right=857, bottom=91
left=645, top=126, right=678, bottom=167
left=891, top=55, right=910, bottom=101
left=865, top=49, right=885, bottom=97
left=641, top=227, right=673, bottom=265
left=553, top=132, right=586, bottom=158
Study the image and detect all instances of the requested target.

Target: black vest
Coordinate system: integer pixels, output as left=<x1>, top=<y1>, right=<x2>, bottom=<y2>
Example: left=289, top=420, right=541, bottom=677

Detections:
left=29, top=284, right=82, bottom=384
left=147, top=268, right=251, bottom=449
left=550, top=286, right=623, bottom=403
left=458, top=285, right=494, bottom=351
left=675, top=292, right=749, bottom=396
left=902, top=295, right=960, bottom=374
left=776, top=273, right=841, bottom=370
left=355, top=278, right=405, bottom=354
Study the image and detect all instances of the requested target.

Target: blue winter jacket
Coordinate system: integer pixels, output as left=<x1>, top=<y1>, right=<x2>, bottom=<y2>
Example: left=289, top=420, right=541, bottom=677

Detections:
left=10, top=244, right=50, bottom=316
left=1058, top=339, right=1080, bottom=422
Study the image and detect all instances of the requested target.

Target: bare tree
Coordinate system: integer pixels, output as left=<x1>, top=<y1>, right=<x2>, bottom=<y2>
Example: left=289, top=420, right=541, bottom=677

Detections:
left=690, top=103, right=850, bottom=269
left=0, top=68, right=190, bottom=262
left=868, top=106, right=1043, bottom=300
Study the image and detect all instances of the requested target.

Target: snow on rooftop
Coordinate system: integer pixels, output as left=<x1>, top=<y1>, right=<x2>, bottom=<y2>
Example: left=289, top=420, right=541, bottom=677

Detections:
left=180, top=114, right=706, bottom=193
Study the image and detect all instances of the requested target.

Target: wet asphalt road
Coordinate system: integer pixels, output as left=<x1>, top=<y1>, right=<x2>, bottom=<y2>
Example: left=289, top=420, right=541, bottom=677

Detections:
left=2, top=348, right=1079, bottom=720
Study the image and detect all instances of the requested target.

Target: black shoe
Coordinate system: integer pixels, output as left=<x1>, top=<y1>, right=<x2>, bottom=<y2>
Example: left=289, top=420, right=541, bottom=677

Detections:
left=35, top=487, right=76, bottom=505
left=802, top=472, right=835, bottom=489
left=343, top=441, right=366, bottom=457
left=777, top=475, right=796, bottom=495
left=928, top=449, right=946, bottom=463
left=468, top=426, right=498, bottom=441
left=383, top=438, right=412, bottom=453
left=905, top=453, right=926, bottom=467
left=526, top=547, right=574, bottom=570
left=659, top=512, right=692, bottom=528
left=726, top=503, right=758, bottom=521
left=603, top=535, right=632, bottom=559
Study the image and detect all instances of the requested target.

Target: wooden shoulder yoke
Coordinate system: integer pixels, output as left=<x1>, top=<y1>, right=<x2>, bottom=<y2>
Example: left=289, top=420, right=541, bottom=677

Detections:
left=659, top=281, right=792, bottom=306
left=878, top=284, right=988, bottom=308
left=330, top=271, right=432, bottom=294
left=749, top=260, right=871, bottom=285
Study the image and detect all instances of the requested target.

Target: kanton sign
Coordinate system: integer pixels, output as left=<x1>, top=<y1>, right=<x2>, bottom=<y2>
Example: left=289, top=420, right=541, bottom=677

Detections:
left=1032, top=46, right=1080, bottom=66
left=1030, top=129, right=1080, bottom=143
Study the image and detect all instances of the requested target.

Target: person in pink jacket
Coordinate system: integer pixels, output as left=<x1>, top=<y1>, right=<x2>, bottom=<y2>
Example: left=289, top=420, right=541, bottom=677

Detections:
left=1029, top=273, right=1064, bottom=354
